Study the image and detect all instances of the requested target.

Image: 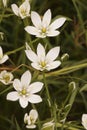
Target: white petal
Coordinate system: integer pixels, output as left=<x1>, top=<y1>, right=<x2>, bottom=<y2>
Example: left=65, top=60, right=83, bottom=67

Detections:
left=50, top=17, right=66, bottom=30
left=42, top=9, right=51, bottom=27
left=31, top=11, right=41, bottom=28
left=21, top=71, right=31, bottom=87
left=0, top=46, right=3, bottom=57
left=82, top=114, right=87, bottom=122
left=31, top=63, right=41, bottom=70
left=19, top=97, right=28, bottom=108
left=26, top=124, right=36, bottom=129
left=24, top=26, right=39, bottom=36
left=0, top=55, right=9, bottom=64
left=28, top=94, right=42, bottom=103
left=47, top=30, right=60, bottom=37
left=19, top=0, right=30, bottom=13
left=3, top=0, right=7, bottom=7
left=82, top=114, right=87, bottom=129
left=19, top=0, right=30, bottom=19
left=46, top=61, right=61, bottom=71
left=36, top=34, right=46, bottom=38
left=13, top=79, right=22, bottom=91
left=29, top=109, right=38, bottom=121
left=29, top=82, right=43, bottom=93
left=37, top=43, right=45, bottom=58
left=46, top=46, right=60, bottom=61
left=11, top=4, right=19, bottom=16
left=6, top=91, right=19, bottom=101
left=24, top=113, right=28, bottom=123
left=25, top=50, right=38, bottom=62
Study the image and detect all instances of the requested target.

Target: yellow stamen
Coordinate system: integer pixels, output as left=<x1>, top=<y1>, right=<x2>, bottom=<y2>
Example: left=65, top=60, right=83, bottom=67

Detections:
left=21, top=88, right=27, bottom=95
left=30, top=116, right=34, bottom=124
left=3, top=75, right=10, bottom=83
left=21, top=9, right=27, bottom=16
left=41, top=28, right=46, bottom=33
left=40, top=61, right=46, bottom=67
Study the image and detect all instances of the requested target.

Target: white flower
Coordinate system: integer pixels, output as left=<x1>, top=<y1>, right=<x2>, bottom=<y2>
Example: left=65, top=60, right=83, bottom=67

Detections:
left=0, top=70, right=13, bottom=85
left=2, top=0, right=7, bottom=7
left=24, top=109, right=38, bottom=129
left=25, top=9, right=66, bottom=38
left=82, top=114, right=87, bottom=129
left=25, top=43, right=61, bottom=71
left=11, top=0, right=30, bottom=19
left=6, top=71, right=43, bottom=108
left=0, top=46, right=9, bottom=64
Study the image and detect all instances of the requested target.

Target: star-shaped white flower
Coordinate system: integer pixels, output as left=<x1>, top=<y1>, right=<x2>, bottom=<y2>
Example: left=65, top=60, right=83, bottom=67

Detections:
left=0, top=70, right=13, bottom=85
left=25, top=43, right=61, bottom=71
left=11, top=0, right=30, bottom=19
left=0, top=46, right=9, bottom=64
left=24, top=109, right=38, bottom=129
left=82, top=114, right=87, bottom=129
left=6, top=71, right=43, bottom=108
left=25, top=9, right=66, bottom=38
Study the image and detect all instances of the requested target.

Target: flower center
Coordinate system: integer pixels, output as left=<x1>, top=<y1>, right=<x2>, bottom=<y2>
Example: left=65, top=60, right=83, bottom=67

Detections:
left=21, top=88, right=27, bottom=95
left=30, top=116, right=35, bottom=124
left=20, top=8, right=27, bottom=16
left=40, top=61, right=46, bottom=68
left=3, top=75, right=10, bottom=83
left=41, top=27, right=47, bottom=33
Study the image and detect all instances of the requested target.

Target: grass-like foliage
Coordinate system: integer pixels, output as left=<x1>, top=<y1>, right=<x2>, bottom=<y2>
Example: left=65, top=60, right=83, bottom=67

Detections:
left=0, top=0, right=87, bottom=130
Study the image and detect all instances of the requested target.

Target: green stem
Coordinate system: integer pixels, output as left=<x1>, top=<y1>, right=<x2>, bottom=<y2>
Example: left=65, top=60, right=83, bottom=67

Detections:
left=45, top=62, right=87, bottom=78
left=43, top=72, right=51, bottom=106
left=63, top=91, right=72, bottom=107
left=80, top=92, right=87, bottom=111
left=6, top=38, right=40, bottom=56
left=29, top=38, right=40, bottom=50
left=57, top=122, right=82, bottom=130
left=11, top=64, right=33, bottom=73
left=43, top=72, right=52, bottom=115
left=0, top=86, right=13, bottom=95
left=53, top=104, right=57, bottom=130
left=6, top=46, right=24, bottom=55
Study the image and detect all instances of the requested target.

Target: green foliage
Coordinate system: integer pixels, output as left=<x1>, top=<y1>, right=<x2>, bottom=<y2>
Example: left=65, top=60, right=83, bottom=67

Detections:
left=0, top=0, right=87, bottom=130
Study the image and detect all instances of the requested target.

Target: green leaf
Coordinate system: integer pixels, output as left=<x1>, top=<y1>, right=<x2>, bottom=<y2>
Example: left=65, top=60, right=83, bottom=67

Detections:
left=15, top=118, right=21, bottom=130
left=64, top=104, right=71, bottom=112
left=80, top=84, right=87, bottom=92
left=42, top=126, right=54, bottom=130
left=69, top=87, right=78, bottom=106
left=68, top=81, right=76, bottom=92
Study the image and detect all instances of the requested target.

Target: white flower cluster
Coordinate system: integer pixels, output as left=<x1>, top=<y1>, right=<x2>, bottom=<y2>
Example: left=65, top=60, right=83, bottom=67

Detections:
left=11, top=0, right=66, bottom=38
left=1, top=0, right=67, bottom=129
